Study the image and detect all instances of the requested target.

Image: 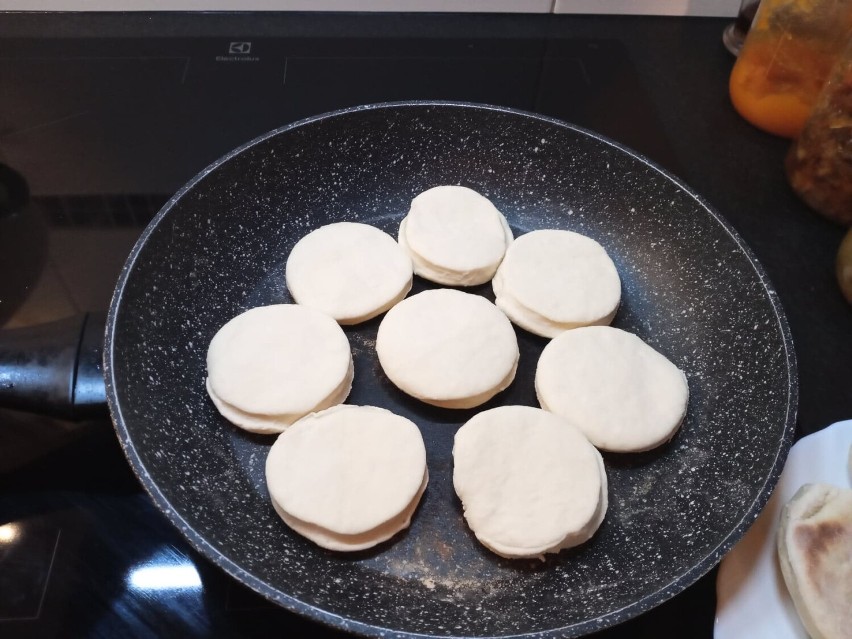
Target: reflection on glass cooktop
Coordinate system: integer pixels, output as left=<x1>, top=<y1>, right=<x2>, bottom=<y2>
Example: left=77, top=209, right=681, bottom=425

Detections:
left=0, top=33, right=679, bottom=638
left=2, top=37, right=675, bottom=200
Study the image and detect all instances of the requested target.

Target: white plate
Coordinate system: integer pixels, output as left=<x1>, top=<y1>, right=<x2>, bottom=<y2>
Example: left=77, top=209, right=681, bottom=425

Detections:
left=715, top=419, right=852, bottom=639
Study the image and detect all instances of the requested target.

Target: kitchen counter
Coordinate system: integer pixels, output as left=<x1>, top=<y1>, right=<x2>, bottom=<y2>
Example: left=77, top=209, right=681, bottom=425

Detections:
left=0, top=11, right=849, bottom=639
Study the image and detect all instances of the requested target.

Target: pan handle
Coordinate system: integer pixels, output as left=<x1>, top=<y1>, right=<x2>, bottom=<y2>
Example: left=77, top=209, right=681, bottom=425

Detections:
left=0, top=312, right=107, bottom=420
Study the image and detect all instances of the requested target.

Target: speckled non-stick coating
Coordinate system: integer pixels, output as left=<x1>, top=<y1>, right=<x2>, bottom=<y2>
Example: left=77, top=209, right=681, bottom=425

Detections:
left=104, top=102, right=797, bottom=638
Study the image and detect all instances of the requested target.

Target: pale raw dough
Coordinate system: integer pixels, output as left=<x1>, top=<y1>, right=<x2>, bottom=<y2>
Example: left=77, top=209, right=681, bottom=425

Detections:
left=376, top=288, right=519, bottom=408
left=271, top=471, right=428, bottom=552
left=453, top=405, right=607, bottom=559
left=536, top=326, right=688, bottom=452
left=285, top=222, right=413, bottom=324
left=777, top=483, right=852, bottom=639
left=492, top=229, right=621, bottom=338
left=206, top=304, right=353, bottom=434
left=398, top=185, right=513, bottom=286
left=265, top=405, right=428, bottom=551
left=205, top=365, right=353, bottom=434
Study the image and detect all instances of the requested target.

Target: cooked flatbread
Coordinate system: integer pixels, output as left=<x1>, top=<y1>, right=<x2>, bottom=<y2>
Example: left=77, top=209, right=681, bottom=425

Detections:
left=777, top=483, right=852, bottom=639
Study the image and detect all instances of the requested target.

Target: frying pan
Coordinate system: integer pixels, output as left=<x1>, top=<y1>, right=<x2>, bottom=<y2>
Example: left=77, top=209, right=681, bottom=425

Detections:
left=13, top=102, right=799, bottom=637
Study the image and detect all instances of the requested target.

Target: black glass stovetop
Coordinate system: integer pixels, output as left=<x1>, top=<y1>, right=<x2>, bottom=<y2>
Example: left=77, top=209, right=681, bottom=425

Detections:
left=0, top=29, right=703, bottom=639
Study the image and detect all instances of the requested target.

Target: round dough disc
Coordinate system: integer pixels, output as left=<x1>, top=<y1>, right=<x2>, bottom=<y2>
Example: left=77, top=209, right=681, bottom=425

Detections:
left=398, top=185, right=513, bottom=286
left=536, top=326, right=689, bottom=452
left=376, top=288, right=519, bottom=408
left=285, top=222, right=413, bottom=324
left=492, top=229, right=621, bottom=338
left=453, top=405, right=607, bottom=559
left=266, top=405, right=428, bottom=551
left=271, top=470, right=428, bottom=552
left=206, top=304, right=353, bottom=433
left=205, top=372, right=352, bottom=435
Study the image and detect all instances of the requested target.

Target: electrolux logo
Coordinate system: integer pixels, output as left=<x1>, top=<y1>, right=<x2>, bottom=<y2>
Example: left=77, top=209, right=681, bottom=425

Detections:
left=216, top=41, right=259, bottom=63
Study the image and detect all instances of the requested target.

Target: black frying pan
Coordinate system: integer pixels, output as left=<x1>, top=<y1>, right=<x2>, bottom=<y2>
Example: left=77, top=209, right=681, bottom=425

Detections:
left=24, top=102, right=800, bottom=638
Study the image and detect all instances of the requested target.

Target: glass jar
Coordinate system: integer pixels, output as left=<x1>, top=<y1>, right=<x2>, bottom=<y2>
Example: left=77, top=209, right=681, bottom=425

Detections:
left=729, top=0, right=852, bottom=138
left=723, top=0, right=761, bottom=56
left=786, top=37, right=852, bottom=225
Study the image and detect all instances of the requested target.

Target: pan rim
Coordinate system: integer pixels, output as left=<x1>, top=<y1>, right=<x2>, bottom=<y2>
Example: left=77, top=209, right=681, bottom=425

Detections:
left=103, top=99, right=798, bottom=638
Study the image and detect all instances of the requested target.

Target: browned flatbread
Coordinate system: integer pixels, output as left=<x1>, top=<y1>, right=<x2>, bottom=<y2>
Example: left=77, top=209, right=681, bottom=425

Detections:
left=777, top=483, right=852, bottom=639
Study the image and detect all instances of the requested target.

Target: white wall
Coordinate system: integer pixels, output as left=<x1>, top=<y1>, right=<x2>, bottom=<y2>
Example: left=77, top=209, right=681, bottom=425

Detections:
left=0, top=0, right=741, bottom=16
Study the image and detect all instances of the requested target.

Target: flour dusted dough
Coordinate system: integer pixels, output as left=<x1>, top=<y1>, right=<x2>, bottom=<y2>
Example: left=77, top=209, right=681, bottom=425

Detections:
left=536, top=326, right=688, bottom=452
left=206, top=304, right=353, bottom=434
left=376, top=288, right=519, bottom=408
left=285, top=222, right=413, bottom=324
left=398, top=185, right=513, bottom=286
left=492, top=229, right=621, bottom=338
left=205, top=372, right=352, bottom=434
left=453, top=405, right=607, bottom=559
left=777, top=483, right=852, bottom=639
left=265, top=405, right=428, bottom=551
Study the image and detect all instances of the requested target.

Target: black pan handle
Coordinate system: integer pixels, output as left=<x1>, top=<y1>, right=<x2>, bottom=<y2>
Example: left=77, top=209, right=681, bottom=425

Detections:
left=0, top=312, right=108, bottom=419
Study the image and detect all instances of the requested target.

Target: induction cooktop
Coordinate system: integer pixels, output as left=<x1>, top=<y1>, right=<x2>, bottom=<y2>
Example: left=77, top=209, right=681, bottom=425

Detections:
left=0, top=29, right=687, bottom=639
